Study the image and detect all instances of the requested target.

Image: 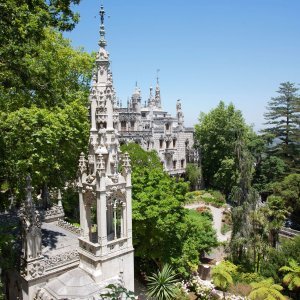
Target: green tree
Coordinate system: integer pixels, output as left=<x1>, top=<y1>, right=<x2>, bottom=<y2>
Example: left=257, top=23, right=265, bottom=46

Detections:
left=212, top=261, right=236, bottom=299
left=271, top=174, right=300, bottom=213
left=0, top=29, right=93, bottom=207
left=260, top=236, right=300, bottom=282
left=0, top=0, right=81, bottom=107
left=249, top=278, right=285, bottom=300
left=263, top=82, right=300, bottom=172
left=264, top=196, right=290, bottom=247
left=195, top=101, right=252, bottom=195
left=280, top=259, right=300, bottom=294
left=121, top=143, right=217, bottom=277
left=185, top=163, right=201, bottom=191
left=146, top=264, right=178, bottom=300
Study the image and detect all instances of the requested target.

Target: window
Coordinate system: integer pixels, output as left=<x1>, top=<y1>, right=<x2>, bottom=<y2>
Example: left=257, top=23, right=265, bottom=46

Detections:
left=173, top=139, right=176, bottom=148
left=130, top=121, right=135, bottom=130
left=107, top=200, right=125, bottom=241
left=181, top=159, right=185, bottom=168
left=160, top=140, right=163, bottom=149
left=121, top=121, right=126, bottom=131
left=166, top=141, right=170, bottom=149
left=173, top=161, right=177, bottom=169
left=142, top=113, right=146, bottom=118
left=165, top=124, right=170, bottom=131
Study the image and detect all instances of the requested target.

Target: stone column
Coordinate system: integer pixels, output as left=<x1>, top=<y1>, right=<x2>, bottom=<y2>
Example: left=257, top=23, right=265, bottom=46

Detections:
left=79, top=190, right=89, bottom=238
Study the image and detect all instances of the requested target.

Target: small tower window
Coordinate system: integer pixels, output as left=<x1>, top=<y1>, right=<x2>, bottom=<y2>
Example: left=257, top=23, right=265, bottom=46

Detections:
left=160, top=140, right=163, bottom=149
left=165, top=124, right=170, bottom=131
left=130, top=121, right=135, bottom=130
left=173, top=139, right=176, bottom=148
left=121, top=121, right=126, bottom=131
left=166, top=141, right=170, bottom=149
left=181, top=159, right=185, bottom=168
left=173, top=160, right=177, bottom=170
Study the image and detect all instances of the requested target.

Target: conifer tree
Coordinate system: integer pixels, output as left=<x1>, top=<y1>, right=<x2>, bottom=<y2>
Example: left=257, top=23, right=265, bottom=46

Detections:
left=263, top=82, right=300, bottom=172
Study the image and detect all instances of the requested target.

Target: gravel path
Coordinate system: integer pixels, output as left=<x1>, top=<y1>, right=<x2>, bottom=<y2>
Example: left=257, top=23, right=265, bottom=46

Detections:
left=185, top=202, right=231, bottom=242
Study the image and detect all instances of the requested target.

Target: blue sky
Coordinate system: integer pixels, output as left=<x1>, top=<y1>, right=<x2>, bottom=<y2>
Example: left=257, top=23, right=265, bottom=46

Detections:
left=64, top=0, right=300, bottom=130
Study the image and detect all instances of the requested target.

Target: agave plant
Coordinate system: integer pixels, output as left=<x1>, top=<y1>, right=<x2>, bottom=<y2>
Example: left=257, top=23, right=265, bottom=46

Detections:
left=146, top=264, right=178, bottom=300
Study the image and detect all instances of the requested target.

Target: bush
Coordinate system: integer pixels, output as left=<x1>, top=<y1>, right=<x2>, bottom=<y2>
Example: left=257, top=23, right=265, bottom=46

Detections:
left=184, top=190, right=226, bottom=207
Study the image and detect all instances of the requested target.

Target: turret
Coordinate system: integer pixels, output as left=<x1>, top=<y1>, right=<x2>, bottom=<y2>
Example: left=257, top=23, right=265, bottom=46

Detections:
left=131, top=83, right=141, bottom=113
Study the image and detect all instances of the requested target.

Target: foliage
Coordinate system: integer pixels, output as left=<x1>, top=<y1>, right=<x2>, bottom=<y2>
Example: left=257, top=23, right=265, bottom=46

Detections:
left=0, top=29, right=93, bottom=207
left=195, top=101, right=253, bottom=195
left=260, top=236, right=300, bottom=282
left=279, top=259, right=300, bottom=292
left=270, top=174, right=300, bottom=213
left=100, top=284, right=135, bottom=300
left=253, top=156, right=287, bottom=193
left=262, top=82, right=300, bottom=173
left=185, top=190, right=225, bottom=207
left=121, top=144, right=218, bottom=278
left=234, top=272, right=265, bottom=285
left=146, top=264, right=178, bottom=300
left=221, top=223, right=231, bottom=235
left=212, top=261, right=236, bottom=291
left=263, top=195, right=290, bottom=247
left=186, top=163, right=202, bottom=191
left=0, top=0, right=81, bottom=109
left=249, top=278, right=285, bottom=300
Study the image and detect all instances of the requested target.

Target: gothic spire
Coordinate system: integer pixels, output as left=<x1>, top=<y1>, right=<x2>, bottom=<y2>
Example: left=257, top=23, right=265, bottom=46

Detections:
left=155, top=69, right=161, bottom=108
left=99, top=5, right=107, bottom=49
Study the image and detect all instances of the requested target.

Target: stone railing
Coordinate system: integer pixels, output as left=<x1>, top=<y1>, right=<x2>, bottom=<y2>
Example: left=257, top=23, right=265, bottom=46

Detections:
left=57, top=219, right=81, bottom=235
left=168, top=168, right=185, bottom=175
left=107, top=237, right=127, bottom=253
left=44, top=249, right=79, bottom=271
left=279, top=227, right=300, bottom=238
left=40, top=205, right=64, bottom=223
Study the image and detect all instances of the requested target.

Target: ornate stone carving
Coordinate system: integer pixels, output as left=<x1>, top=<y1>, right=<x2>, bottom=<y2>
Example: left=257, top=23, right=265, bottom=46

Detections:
left=78, top=153, right=87, bottom=174
left=44, top=250, right=79, bottom=270
left=28, top=262, right=45, bottom=278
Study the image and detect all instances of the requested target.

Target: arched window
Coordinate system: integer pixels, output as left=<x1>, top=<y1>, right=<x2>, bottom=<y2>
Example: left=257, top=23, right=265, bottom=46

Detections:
left=107, top=199, right=125, bottom=241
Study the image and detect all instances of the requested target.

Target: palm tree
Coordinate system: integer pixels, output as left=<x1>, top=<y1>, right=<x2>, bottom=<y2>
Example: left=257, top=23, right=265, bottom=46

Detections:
left=249, top=278, right=285, bottom=300
left=211, top=265, right=233, bottom=299
left=146, top=264, right=178, bottom=300
left=280, top=259, right=300, bottom=296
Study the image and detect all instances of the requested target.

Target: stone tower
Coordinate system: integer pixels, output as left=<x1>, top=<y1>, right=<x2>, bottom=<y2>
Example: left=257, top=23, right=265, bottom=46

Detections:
left=34, top=5, right=134, bottom=299
left=76, top=5, right=134, bottom=289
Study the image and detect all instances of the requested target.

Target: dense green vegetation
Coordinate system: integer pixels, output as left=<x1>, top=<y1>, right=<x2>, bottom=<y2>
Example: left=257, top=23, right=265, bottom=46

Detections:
left=191, top=86, right=299, bottom=299
left=0, top=29, right=93, bottom=208
left=121, top=143, right=218, bottom=278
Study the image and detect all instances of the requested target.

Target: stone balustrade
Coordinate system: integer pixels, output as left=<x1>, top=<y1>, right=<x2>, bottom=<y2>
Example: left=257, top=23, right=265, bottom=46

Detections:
left=57, top=219, right=81, bottom=235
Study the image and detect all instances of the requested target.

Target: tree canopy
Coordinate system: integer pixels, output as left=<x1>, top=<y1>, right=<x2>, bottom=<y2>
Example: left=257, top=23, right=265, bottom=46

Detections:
left=0, top=28, right=94, bottom=207
left=263, top=82, right=300, bottom=172
left=195, top=101, right=253, bottom=195
left=121, top=143, right=217, bottom=277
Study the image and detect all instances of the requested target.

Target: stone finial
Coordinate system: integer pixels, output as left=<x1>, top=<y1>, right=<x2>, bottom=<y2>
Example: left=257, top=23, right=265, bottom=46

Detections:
left=122, top=152, right=131, bottom=174
left=99, top=5, right=107, bottom=49
left=78, top=152, right=87, bottom=174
